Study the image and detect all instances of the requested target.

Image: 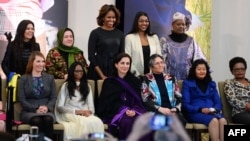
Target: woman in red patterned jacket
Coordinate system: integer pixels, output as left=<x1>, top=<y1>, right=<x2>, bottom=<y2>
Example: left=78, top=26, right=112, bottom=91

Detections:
left=45, top=28, right=88, bottom=79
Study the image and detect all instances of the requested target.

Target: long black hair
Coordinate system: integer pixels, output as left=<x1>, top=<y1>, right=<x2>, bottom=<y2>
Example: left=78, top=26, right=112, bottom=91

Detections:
left=187, top=59, right=212, bottom=83
left=66, top=62, right=90, bottom=100
left=11, top=20, right=38, bottom=71
left=127, top=11, right=155, bottom=36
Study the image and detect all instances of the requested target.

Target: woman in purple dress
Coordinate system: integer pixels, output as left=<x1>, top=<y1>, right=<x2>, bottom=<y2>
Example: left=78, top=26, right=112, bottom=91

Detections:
left=96, top=53, right=146, bottom=140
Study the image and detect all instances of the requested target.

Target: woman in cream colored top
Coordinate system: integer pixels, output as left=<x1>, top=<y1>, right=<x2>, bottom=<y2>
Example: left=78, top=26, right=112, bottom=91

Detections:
left=55, top=62, right=104, bottom=140
left=125, top=11, right=161, bottom=76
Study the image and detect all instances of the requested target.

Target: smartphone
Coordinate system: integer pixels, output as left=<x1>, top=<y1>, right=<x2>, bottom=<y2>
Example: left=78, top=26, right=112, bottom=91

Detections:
left=148, top=114, right=172, bottom=130
left=29, top=126, right=39, bottom=140
left=30, top=126, right=39, bottom=136
left=88, top=133, right=105, bottom=139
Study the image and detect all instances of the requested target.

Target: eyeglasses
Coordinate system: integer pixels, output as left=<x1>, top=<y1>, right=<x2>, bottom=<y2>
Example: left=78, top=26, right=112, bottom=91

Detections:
left=154, top=61, right=164, bottom=66
left=233, top=68, right=246, bottom=72
left=74, top=70, right=83, bottom=73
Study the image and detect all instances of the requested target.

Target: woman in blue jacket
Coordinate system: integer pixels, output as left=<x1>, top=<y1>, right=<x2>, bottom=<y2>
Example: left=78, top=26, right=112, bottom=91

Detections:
left=182, top=59, right=227, bottom=141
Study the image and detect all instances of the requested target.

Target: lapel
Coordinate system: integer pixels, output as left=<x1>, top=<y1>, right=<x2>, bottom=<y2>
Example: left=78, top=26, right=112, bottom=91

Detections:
left=135, top=34, right=144, bottom=66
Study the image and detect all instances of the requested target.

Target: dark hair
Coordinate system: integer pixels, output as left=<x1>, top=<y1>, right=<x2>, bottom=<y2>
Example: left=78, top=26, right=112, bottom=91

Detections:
left=148, top=54, right=164, bottom=68
left=128, top=11, right=155, bottom=36
left=97, top=4, right=121, bottom=27
left=26, top=51, right=45, bottom=74
left=187, top=59, right=212, bottom=82
left=112, top=53, right=133, bottom=77
left=66, top=62, right=90, bottom=100
left=229, top=57, right=247, bottom=73
left=12, top=20, right=37, bottom=70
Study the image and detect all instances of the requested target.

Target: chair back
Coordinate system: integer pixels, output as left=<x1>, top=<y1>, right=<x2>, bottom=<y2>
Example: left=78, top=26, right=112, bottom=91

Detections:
left=97, top=80, right=104, bottom=97
left=178, top=80, right=183, bottom=91
left=87, top=80, right=95, bottom=99
left=217, top=81, right=233, bottom=123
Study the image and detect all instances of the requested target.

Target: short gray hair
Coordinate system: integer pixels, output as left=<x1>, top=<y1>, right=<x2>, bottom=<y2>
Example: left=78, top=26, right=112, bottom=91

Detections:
left=148, top=54, right=164, bottom=68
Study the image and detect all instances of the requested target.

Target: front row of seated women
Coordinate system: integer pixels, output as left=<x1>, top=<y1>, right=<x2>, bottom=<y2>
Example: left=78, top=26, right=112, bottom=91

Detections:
left=18, top=51, right=103, bottom=141
left=18, top=51, right=227, bottom=141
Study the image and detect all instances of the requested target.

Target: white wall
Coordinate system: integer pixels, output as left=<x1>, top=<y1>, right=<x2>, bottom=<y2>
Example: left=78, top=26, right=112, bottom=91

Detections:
left=68, top=0, right=250, bottom=82
left=68, top=0, right=115, bottom=63
left=211, top=0, right=250, bottom=82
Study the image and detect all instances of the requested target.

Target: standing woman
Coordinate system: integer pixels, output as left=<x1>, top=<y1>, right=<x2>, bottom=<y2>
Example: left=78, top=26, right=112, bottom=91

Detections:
left=161, top=12, right=206, bottom=80
left=46, top=27, right=88, bottom=79
left=2, top=20, right=40, bottom=78
left=125, top=11, right=161, bottom=76
left=87, top=4, right=124, bottom=81
left=182, top=59, right=227, bottom=141
left=18, top=51, right=56, bottom=140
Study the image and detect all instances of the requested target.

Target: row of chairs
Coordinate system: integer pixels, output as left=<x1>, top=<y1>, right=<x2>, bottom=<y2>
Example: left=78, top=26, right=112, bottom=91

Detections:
left=1, top=78, right=232, bottom=141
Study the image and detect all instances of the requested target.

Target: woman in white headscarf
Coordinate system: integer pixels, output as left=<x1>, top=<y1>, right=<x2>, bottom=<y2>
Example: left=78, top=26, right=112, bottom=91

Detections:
left=161, top=12, right=206, bottom=81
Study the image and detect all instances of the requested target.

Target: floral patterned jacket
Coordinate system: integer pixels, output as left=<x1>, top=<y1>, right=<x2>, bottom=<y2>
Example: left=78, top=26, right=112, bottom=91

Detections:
left=141, top=73, right=182, bottom=111
left=45, top=48, right=88, bottom=79
left=224, top=78, right=250, bottom=116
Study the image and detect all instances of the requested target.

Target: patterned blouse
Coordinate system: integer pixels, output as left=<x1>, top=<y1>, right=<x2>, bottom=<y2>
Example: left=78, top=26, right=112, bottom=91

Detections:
left=45, top=48, right=88, bottom=79
left=32, top=76, right=44, bottom=96
left=161, top=36, right=206, bottom=80
left=224, top=79, right=250, bottom=116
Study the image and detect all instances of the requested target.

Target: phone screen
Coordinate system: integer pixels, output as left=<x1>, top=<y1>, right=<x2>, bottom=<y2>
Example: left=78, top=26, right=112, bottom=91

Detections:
left=149, top=114, right=172, bottom=130
left=88, top=133, right=105, bottom=139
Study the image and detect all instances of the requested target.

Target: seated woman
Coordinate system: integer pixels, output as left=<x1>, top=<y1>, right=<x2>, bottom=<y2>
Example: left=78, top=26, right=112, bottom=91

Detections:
left=18, top=51, right=56, bottom=140
left=141, top=54, right=186, bottom=126
left=55, top=62, right=104, bottom=140
left=96, top=53, right=146, bottom=140
left=224, top=57, right=250, bottom=124
left=182, top=59, right=227, bottom=141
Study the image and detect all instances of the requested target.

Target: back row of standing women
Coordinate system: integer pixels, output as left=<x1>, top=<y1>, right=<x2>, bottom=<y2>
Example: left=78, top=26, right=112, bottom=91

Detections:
left=86, top=4, right=206, bottom=82
left=1, top=4, right=205, bottom=82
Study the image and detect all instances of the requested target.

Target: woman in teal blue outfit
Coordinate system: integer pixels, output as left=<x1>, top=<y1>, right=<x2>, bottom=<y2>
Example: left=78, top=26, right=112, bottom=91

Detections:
left=182, top=59, right=227, bottom=141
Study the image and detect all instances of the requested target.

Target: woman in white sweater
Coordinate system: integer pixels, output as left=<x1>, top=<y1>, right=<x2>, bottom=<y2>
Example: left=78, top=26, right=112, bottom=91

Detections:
left=55, top=62, right=104, bottom=140
left=125, top=11, right=161, bottom=76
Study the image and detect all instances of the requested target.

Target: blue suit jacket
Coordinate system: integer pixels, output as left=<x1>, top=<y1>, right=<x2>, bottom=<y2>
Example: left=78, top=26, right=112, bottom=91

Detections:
left=181, top=80, right=223, bottom=125
left=182, top=80, right=222, bottom=114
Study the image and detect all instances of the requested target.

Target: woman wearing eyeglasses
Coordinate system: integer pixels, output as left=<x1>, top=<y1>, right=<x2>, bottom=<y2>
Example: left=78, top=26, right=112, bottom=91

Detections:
left=55, top=62, right=104, bottom=140
left=224, top=56, right=250, bottom=124
left=125, top=11, right=161, bottom=76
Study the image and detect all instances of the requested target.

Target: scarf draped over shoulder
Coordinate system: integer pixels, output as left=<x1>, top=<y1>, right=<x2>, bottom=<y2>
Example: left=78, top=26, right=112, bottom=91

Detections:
left=56, top=28, right=83, bottom=68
